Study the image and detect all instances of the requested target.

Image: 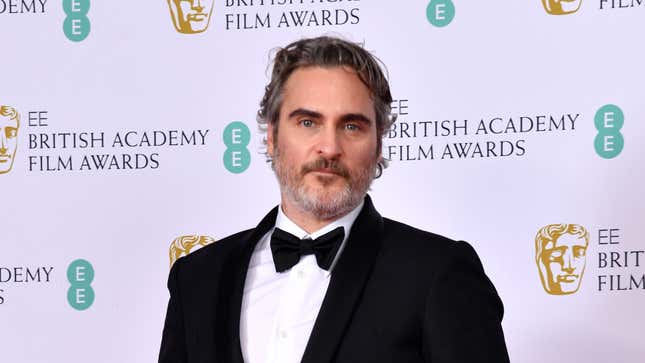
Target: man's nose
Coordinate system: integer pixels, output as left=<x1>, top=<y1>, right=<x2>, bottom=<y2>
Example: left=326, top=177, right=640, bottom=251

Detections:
left=316, top=128, right=342, bottom=159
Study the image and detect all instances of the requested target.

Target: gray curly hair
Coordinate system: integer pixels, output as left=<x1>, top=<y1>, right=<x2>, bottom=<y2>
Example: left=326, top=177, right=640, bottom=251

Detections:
left=257, top=36, right=396, bottom=176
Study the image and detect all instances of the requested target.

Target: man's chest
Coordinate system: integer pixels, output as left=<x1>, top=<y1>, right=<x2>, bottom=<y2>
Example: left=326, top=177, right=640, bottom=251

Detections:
left=241, top=253, right=333, bottom=363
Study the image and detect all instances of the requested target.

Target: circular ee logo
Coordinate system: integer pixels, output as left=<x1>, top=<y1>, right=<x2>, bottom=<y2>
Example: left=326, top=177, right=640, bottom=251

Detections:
left=427, top=0, right=455, bottom=27
left=223, top=121, right=251, bottom=174
left=594, top=104, right=624, bottom=159
left=67, top=259, right=95, bottom=311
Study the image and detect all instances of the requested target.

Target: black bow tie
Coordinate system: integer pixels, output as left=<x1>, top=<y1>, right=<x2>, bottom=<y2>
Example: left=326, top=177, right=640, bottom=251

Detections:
left=270, top=227, right=345, bottom=272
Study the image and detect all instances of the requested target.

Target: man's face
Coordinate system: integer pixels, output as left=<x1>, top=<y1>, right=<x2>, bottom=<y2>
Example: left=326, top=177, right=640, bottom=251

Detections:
left=541, top=0, right=582, bottom=15
left=540, top=234, right=587, bottom=294
left=167, top=0, right=214, bottom=34
left=268, top=66, right=379, bottom=220
left=0, top=113, right=19, bottom=174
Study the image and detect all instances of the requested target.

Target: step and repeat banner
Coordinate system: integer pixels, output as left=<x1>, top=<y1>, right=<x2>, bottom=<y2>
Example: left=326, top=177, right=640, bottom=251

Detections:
left=1, top=1, right=643, bottom=362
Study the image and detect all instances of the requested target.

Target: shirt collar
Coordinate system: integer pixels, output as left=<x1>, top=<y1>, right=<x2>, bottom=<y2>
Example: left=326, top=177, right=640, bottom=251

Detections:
left=274, top=200, right=365, bottom=274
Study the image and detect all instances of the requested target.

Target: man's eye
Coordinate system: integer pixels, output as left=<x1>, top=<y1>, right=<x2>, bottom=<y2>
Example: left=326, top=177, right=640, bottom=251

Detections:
left=345, top=123, right=359, bottom=131
left=300, top=119, right=314, bottom=127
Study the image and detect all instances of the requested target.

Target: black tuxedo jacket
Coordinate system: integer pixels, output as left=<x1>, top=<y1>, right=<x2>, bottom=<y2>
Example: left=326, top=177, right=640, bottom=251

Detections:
left=159, top=196, right=510, bottom=363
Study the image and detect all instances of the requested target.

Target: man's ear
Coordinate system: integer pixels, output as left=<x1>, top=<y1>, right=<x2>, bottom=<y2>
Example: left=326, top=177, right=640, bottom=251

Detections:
left=267, top=122, right=275, bottom=157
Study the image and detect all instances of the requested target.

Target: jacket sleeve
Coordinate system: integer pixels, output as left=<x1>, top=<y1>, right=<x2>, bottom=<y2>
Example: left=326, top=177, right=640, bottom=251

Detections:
left=423, top=241, right=510, bottom=363
left=159, top=258, right=188, bottom=363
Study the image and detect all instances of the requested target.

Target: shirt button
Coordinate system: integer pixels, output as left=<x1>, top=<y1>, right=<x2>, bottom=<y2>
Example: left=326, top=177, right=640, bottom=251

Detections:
left=297, top=270, right=305, bottom=278
left=279, top=329, right=288, bottom=339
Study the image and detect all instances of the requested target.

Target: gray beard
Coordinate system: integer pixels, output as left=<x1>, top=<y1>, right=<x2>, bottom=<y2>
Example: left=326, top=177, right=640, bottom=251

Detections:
left=283, top=176, right=359, bottom=220
left=273, top=152, right=375, bottom=220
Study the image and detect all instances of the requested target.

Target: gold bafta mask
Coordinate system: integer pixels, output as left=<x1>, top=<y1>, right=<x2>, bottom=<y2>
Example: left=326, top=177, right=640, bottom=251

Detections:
left=167, top=0, right=214, bottom=34
left=0, top=105, right=20, bottom=175
left=535, top=224, right=589, bottom=295
left=541, top=0, right=582, bottom=15
left=169, top=235, right=216, bottom=267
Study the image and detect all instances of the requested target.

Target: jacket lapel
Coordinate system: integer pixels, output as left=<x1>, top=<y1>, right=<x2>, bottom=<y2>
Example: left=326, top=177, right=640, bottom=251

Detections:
left=300, top=195, right=384, bottom=363
left=214, top=207, right=278, bottom=363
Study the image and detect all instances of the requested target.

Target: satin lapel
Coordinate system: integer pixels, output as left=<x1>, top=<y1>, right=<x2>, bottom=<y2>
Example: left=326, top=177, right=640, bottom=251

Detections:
left=214, top=207, right=279, bottom=363
left=301, top=196, right=384, bottom=363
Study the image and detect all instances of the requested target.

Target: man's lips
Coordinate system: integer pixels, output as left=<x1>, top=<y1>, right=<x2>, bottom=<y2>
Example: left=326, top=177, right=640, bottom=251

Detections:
left=301, top=158, right=350, bottom=179
left=310, top=168, right=340, bottom=175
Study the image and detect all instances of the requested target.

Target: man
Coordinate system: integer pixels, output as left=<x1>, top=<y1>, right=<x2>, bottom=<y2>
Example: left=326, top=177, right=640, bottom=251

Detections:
left=535, top=223, right=589, bottom=295
left=159, top=36, right=509, bottom=363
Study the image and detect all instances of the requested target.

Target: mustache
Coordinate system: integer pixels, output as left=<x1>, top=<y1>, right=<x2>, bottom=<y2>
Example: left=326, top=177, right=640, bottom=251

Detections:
left=301, top=158, right=350, bottom=179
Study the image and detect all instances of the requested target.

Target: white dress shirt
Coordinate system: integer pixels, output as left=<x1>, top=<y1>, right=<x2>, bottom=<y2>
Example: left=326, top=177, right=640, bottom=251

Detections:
left=239, top=201, right=364, bottom=363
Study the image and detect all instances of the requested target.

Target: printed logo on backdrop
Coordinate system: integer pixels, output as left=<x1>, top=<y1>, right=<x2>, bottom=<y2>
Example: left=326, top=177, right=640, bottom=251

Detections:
left=0, top=105, right=20, bottom=175
left=10, top=107, right=211, bottom=173
left=63, top=0, right=90, bottom=41
left=426, top=0, right=455, bottom=27
left=169, top=235, right=216, bottom=267
left=534, top=226, right=645, bottom=295
left=167, top=0, right=214, bottom=34
left=384, top=99, right=581, bottom=162
left=594, top=104, right=624, bottom=159
left=166, top=0, right=362, bottom=33
left=67, top=259, right=94, bottom=310
left=223, top=121, right=251, bottom=173
left=535, top=224, right=589, bottom=295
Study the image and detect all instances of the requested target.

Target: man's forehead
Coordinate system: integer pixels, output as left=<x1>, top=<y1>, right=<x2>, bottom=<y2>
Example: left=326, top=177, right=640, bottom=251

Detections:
left=280, top=66, right=375, bottom=118
left=284, top=65, right=364, bottom=88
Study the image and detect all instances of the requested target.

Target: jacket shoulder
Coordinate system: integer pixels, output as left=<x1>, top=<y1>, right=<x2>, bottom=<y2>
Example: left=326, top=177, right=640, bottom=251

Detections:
left=380, top=218, right=482, bottom=265
left=382, top=217, right=456, bottom=248
left=177, top=228, right=255, bottom=268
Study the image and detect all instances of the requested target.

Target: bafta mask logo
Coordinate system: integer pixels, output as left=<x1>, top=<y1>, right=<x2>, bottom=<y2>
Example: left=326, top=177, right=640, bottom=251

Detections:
left=166, top=0, right=214, bottom=34
left=0, top=105, right=20, bottom=175
left=169, top=235, right=216, bottom=267
left=541, top=0, right=582, bottom=15
left=535, top=224, right=589, bottom=295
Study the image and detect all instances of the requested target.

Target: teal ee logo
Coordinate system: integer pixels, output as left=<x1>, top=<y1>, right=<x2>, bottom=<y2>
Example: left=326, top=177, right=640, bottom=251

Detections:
left=67, top=259, right=95, bottom=311
left=63, top=0, right=90, bottom=42
left=594, top=104, right=624, bottom=159
left=427, top=0, right=455, bottom=27
left=223, top=121, right=251, bottom=173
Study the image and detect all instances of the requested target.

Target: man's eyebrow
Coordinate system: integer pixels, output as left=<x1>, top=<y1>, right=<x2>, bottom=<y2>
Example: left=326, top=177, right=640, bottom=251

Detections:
left=340, top=113, right=373, bottom=125
left=287, top=108, right=373, bottom=125
left=288, top=108, right=322, bottom=119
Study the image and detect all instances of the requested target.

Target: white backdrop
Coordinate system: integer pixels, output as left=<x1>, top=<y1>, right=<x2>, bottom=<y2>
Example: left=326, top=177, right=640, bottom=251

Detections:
left=1, top=1, right=644, bottom=362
